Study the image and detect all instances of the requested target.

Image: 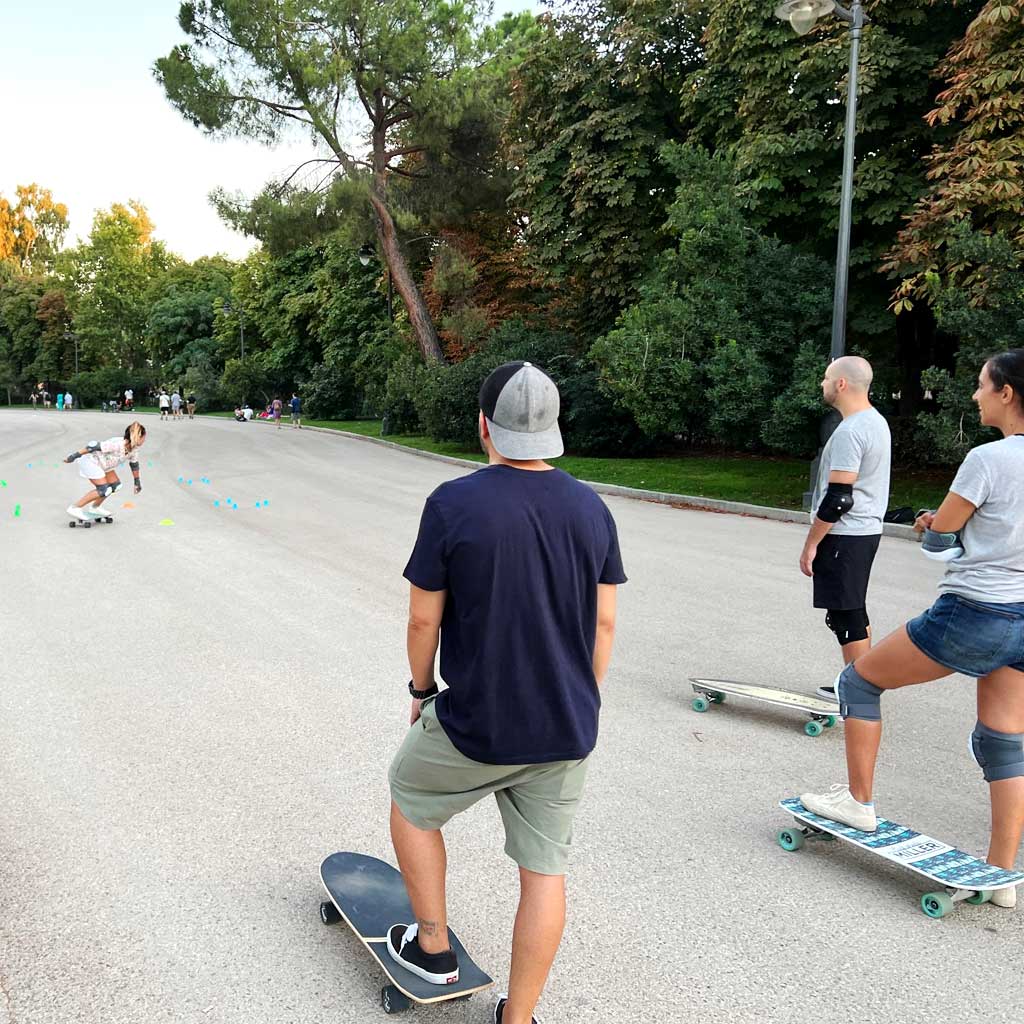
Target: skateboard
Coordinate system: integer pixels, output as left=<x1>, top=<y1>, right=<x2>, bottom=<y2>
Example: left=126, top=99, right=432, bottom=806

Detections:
left=67, top=510, right=113, bottom=528
left=689, top=678, right=839, bottom=736
left=319, top=852, right=493, bottom=1015
left=778, top=797, right=1024, bottom=918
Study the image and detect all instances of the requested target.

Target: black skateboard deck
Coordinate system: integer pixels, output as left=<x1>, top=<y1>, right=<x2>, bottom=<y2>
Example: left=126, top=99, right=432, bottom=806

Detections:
left=319, top=852, right=493, bottom=1015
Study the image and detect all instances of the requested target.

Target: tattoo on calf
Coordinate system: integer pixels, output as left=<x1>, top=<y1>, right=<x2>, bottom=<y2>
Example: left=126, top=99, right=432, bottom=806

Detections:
left=417, top=919, right=440, bottom=937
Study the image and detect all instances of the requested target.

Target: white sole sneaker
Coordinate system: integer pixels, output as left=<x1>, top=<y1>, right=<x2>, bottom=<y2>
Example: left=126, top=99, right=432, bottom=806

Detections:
left=386, top=925, right=459, bottom=985
left=991, top=887, right=1017, bottom=909
left=816, top=686, right=839, bottom=702
left=799, top=786, right=877, bottom=832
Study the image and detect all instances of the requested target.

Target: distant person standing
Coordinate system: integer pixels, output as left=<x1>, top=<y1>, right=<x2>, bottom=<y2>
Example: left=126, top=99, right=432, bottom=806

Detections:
left=800, top=356, right=891, bottom=702
left=124, top=388, right=134, bottom=411
left=271, top=396, right=283, bottom=429
left=42, top=389, right=51, bottom=409
left=186, top=394, right=197, bottom=420
left=159, top=390, right=170, bottom=420
left=30, top=391, right=38, bottom=409
left=56, top=392, right=64, bottom=411
left=171, top=390, right=182, bottom=420
left=64, top=392, right=73, bottom=411
left=290, top=392, right=302, bottom=429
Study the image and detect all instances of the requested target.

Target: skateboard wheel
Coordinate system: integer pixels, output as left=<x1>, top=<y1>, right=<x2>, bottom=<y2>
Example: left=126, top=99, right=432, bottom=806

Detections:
left=825, top=716, right=837, bottom=728
left=381, top=985, right=411, bottom=1014
left=692, top=696, right=710, bottom=713
left=778, top=828, right=805, bottom=852
left=319, top=900, right=341, bottom=925
left=804, top=720, right=824, bottom=737
left=921, top=892, right=954, bottom=918
left=709, top=692, right=726, bottom=704
left=966, top=891, right=992, bottom=905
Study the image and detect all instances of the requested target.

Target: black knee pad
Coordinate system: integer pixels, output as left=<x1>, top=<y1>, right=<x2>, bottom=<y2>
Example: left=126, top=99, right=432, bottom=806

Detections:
left=95, top=483, right=112, bottom=497
left=825, top=608, right=870, bottom=646
left=109, top=480, right=122, bottom=494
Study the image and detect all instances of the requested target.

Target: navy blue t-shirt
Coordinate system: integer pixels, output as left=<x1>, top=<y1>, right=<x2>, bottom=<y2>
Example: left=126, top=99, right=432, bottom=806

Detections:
left=404, top=465, right=627, bottom=765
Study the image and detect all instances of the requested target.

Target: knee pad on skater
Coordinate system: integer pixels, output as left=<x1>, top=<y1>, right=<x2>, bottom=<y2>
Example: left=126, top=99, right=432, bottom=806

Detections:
left=836, top=663, right=884, bottom=722
left=109, top=479, right=122, bottom=494
left=825, top=608, right=870, bottom=646
left=971, top=721, right=1024, bottom=782
left=95, top=483, right=112, bottom=497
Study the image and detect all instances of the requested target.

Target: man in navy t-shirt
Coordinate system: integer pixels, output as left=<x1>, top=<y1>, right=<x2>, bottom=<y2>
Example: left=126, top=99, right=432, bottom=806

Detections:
left=386, top=362, right=626, bottom=1024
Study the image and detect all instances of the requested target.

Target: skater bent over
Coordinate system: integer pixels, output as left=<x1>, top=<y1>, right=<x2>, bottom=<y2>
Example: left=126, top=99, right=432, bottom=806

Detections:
left=801, top=350, right=1024, bottom=907
left=386, top=362, right=626, bottom=1023
left=64, top=422, right=146, bottom=524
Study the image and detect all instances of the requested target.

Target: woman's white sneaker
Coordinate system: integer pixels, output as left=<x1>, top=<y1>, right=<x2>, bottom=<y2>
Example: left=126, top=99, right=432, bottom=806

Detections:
left=799, top=784, right=877, bottom=832
left=990, top=887, right=1017, bottom=909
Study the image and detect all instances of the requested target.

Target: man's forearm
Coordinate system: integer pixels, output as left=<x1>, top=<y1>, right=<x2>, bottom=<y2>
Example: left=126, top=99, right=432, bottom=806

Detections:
left=407, top=621, right=440, bottom=688
left=804, top=517, right=833, bottom=549
left=593, top=626, right=615, bottom=687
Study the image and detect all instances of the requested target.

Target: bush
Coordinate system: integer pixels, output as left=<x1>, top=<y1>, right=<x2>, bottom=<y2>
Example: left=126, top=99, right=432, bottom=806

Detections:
left=67, top=368, right=154, bottom=409
left=302, top=361, right=359, bottom=420
left=382, top=354, right=428, bottom=435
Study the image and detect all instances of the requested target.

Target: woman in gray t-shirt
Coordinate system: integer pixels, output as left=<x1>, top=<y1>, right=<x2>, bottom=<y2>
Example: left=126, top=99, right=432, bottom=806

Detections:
left=800, top=350, right=1024, bottom=902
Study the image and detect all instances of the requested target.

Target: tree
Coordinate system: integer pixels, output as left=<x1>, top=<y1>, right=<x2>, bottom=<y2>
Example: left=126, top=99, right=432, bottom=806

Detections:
left=59, top=202, right=175, bottom=371
left=156, top=0, right=525, bottom=364
left=886, top=0, right=1024, bottom=307
left=0, top=184, right=69, bottom=272
left=507, top=0, right=706, bottom=333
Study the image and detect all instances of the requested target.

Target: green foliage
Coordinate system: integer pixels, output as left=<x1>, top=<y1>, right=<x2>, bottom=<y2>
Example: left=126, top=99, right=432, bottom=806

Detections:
left=592, top=144, right=833, bottom=451
left=912, top=227, right=1024, bottom=462
left=67, top=367, right=153, bottom=409
left=220, top=355, right=270, bottom=406
left=509, top=0, right=706, bottom=332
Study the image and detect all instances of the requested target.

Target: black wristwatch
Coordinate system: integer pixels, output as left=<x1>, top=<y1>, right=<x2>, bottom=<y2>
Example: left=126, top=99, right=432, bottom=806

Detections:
left=408, top=680, right=439, bottom=699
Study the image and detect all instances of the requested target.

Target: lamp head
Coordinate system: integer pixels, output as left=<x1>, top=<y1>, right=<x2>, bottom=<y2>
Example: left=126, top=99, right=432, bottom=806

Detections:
left=358, top=244, right=374, bottom=267
left=773, top=0, right=835, bottom=35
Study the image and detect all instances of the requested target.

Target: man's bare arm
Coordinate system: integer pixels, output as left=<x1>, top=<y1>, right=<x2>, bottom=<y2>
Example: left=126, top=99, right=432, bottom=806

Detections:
left=593, top=584, right=618, bottom=686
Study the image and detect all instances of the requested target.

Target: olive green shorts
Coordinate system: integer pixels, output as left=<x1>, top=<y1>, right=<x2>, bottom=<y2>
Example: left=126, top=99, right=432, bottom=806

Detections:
left=388, top=699, right=590, bottom=876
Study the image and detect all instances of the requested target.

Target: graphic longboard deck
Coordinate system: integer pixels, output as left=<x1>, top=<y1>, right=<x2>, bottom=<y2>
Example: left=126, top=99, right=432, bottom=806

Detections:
left=778, top=797, right=1024, bottom=918
left=319, top=852, right=493, bottom=1014
left=689, top=678, right=839, bottom=736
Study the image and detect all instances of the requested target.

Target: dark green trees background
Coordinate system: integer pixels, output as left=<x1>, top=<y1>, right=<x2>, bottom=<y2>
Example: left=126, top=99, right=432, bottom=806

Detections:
left=2, top=0, right=1022, bottom=464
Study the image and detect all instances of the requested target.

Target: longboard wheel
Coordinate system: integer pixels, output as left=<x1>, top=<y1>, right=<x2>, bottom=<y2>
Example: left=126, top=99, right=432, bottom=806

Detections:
left=921, top=892, right=954, bottom=918
left=804, top=720, right=824, bottom=737
left=709, top=691, right=726, bottom=704
left=319, top=900, right=341, bottom=925
left=778, top=827, right=805, bottom=852
left=825, top=715, right=837, bottom=728
left=381, top=985, right=411, bottom=1014
left=966, top=891, right=992, bottom=906
left=692, top=696, right=710, bottom=713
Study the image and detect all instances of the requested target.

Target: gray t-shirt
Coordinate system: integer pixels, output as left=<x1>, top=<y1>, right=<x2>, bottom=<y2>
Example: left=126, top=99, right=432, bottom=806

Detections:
left=811, top=408, right=892, bottom=536
left=938, top=435, right=1024, bottom=603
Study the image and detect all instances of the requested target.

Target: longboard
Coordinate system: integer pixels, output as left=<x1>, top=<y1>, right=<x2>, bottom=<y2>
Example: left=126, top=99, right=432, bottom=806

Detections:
left=689, top=678, right=839, bottom=736
left=778, top=796, right=1024, bottom=918
left=319, top=852, right=493, bottom=1015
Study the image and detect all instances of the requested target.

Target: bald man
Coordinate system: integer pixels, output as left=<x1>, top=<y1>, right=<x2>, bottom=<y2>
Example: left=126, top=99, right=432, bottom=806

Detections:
left=800, top=357, right=892, bottom=701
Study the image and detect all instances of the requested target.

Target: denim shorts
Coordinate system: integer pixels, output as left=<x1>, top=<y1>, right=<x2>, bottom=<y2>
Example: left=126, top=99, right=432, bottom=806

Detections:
left=907, top=593, right=1024, bottom=677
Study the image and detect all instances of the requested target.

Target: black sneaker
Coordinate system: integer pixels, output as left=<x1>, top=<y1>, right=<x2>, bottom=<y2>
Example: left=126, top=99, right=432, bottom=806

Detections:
left=386, top=923, right=459, bottom=985
left=816, top=685, right=839, bottom=702
left=495, top=994, right=540, bottom=1023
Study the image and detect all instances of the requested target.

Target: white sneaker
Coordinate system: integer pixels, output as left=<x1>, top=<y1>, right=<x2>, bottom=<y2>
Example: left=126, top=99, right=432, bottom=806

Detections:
left=67, top=505, right=90, bottom=522
left=991, top=887, right=1017, bottom=909
left=816, top=685, right=839, bottom=702
left=799, top=784, right=877, bottom=832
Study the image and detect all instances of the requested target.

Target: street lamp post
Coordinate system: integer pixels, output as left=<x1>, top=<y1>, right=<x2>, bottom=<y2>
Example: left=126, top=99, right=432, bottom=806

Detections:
left=774, top=0, right=866, bottom=506
left=359, top=244, right=394, bottom=321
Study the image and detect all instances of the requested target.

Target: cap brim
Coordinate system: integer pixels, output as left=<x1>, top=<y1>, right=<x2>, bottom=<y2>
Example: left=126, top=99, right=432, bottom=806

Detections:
left=486, top=418, right=564, bottom=461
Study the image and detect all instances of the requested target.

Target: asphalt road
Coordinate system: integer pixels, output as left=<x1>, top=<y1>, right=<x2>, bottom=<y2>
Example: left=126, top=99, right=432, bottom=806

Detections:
left=1, top=409, right=1019, bottom=1024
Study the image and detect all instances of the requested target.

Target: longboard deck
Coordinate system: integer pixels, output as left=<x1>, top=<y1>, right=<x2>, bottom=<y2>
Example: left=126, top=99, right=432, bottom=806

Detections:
left=780, top=797, right=1024, bottom=891
left=691, top=679, right=837, bottom=715
left=320, top=852, right=492, bottom=1005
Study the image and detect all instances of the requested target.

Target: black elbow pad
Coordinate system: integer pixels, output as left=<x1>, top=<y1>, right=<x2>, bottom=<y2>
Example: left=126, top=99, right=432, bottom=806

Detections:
left=817, top=483, right=854, bottom=523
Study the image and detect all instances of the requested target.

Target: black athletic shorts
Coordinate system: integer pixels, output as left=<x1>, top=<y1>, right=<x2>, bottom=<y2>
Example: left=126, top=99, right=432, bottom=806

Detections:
left=812, top=533, right=881, bottom=610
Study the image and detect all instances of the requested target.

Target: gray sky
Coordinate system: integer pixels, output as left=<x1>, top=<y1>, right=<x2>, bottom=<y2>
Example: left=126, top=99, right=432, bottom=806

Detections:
left=1, top=0, right=540, bottom=262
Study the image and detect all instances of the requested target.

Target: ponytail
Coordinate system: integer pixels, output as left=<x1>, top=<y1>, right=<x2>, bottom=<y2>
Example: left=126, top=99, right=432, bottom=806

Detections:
left=124, top=421, right=147, bottom=454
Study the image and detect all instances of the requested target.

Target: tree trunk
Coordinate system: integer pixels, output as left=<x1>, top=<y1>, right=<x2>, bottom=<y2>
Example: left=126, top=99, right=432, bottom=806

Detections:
left=368, top=188, right=444, bottom=364
left=370, top=96, right=444, bottom=365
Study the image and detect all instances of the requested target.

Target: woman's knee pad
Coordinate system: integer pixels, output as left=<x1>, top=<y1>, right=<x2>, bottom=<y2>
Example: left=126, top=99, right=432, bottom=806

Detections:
left=836, top=663, right=884, bottom=721
left=970, top=721, right=1024, bottom=782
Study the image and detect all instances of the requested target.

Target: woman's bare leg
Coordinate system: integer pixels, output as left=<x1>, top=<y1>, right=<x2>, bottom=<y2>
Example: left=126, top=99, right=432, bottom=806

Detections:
left=841, top=626, right=953, bottom=803
left=977, top=667, right=1024, bottom=869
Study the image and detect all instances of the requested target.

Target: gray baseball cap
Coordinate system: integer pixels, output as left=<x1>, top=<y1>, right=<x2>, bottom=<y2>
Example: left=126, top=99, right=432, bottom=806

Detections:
left=479, top=361, right=564, bottom=461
